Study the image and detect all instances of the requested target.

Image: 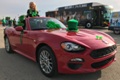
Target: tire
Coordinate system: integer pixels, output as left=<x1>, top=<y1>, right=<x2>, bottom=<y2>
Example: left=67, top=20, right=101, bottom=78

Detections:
left=4, top=37, right=13, bottom=53
left=113, top=30, right=120, bottom=34
left=37, top=46, right=57, bottom=77
left=85, top=22, right=92, bottom=28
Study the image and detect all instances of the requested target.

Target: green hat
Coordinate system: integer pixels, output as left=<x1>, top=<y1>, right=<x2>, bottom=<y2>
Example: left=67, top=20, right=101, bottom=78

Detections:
left=67, top=19, right=79, bottom=32
left=46, top=21, right=61, bottom=29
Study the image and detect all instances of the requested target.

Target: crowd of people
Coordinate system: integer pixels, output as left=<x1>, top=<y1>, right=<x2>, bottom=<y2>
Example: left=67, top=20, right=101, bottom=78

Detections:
left=1, top=18, right=16, bottom=27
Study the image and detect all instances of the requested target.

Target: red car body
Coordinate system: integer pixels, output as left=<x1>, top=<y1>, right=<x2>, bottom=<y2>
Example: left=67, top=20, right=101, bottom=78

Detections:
left=4, top=17, right=117, bottom=75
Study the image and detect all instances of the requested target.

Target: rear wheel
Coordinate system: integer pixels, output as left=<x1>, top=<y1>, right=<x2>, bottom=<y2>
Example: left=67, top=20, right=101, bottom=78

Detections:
left=85, top=22, right=92, bottom=28
left=37, top=46, right=57, bottom=77
left=4, top=37, right=13, bottom=53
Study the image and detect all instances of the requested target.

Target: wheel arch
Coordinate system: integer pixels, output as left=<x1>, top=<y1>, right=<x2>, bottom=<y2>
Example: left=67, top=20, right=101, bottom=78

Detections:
left=35, top=43, right=57, bottom=63
left=36, top=43, right=58, bottom=77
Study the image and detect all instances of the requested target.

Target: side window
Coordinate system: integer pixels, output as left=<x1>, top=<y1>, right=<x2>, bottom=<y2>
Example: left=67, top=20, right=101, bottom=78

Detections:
left=36, top=19, right=47, bottom=28
left=84, top=11, right=92, bottom=20
left=30, top=19, right=37, bottom=29
left=29, top=18, right=48, bottom=30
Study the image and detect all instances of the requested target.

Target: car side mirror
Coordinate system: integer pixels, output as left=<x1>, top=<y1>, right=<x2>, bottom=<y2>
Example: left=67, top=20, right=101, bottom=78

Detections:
left=15, top=26, right=23, bottom=31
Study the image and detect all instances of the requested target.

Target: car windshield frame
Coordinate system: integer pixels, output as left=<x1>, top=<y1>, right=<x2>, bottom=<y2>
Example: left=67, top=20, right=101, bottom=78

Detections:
left=29, top=17, right=66, bottom=30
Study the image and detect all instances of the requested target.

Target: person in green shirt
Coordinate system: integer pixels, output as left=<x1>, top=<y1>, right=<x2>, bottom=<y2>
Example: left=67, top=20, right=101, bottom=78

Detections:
left=2, top=18, right=6, bottom=26
left=26, top=2, right=39, bottom=17
left=17, top=15, right=26, bottom=29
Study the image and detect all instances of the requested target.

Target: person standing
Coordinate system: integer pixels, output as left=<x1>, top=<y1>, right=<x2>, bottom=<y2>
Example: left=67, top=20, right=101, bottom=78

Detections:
left=26, top=2, right=39, bottom=17
left=13, top=18, right=16, bottom=27
left=8, top=19, right=12, bottom=26
left=2, top=18, right=6, bottom=26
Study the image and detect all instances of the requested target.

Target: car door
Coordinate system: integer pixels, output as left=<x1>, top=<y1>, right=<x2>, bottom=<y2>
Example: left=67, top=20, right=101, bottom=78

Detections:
left=17, top=30, right=36, bottom=60
left=9, top=27, right=22, bottom=50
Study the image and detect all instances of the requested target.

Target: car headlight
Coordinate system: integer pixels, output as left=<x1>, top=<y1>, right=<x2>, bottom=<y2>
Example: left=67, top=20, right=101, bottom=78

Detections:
left=61, top=42, right=85, bottom=52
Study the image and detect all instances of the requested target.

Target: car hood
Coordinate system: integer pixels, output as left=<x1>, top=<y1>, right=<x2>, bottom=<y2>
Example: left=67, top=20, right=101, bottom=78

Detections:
left=47, top=29, right=115, bottom=49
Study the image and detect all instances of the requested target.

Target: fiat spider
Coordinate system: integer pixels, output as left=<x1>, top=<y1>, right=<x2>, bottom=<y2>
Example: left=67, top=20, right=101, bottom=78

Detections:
left=4, top=17, right=117, bottom=77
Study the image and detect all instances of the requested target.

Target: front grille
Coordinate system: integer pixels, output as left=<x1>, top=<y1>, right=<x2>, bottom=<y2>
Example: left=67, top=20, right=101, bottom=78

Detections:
left=90, top=45, right=117, bottom=59
left=91, top=56, right=114, bottom=68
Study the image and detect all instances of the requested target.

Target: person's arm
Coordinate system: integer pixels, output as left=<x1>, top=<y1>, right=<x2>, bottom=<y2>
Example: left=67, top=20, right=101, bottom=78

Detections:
left=26, top=9, right=31, bottom=17
left=37, top=11, right=40, bottom=17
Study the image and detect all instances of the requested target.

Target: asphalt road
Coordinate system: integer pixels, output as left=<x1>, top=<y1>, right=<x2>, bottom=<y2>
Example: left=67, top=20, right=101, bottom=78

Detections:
left=0, top=26, right=120, bottom=80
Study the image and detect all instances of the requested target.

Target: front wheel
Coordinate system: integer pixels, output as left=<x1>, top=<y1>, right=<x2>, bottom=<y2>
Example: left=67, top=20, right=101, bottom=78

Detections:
left=85, top=22, right=92, bottom=28
left=37, top=46, right=57, bottom=77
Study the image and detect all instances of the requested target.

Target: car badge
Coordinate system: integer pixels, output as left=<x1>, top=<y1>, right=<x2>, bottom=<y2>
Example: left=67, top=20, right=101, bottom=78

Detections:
left=102, top=39, right=108, bottom=44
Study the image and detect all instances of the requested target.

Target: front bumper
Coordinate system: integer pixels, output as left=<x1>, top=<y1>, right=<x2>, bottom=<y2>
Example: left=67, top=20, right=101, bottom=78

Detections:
left=54, top=45, right=117, bottom=74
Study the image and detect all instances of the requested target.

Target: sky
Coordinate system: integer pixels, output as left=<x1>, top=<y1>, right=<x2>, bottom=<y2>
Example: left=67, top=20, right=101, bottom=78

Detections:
left=0, top=0, right=120, bottom=19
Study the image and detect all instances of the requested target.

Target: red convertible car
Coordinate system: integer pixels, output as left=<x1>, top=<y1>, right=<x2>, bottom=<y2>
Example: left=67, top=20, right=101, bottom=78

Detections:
left=4, top=17, right=117, bottom=77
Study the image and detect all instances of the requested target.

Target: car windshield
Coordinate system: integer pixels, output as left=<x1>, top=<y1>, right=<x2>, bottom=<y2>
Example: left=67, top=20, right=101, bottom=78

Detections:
left=29, top=18, right=66, bottom=30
